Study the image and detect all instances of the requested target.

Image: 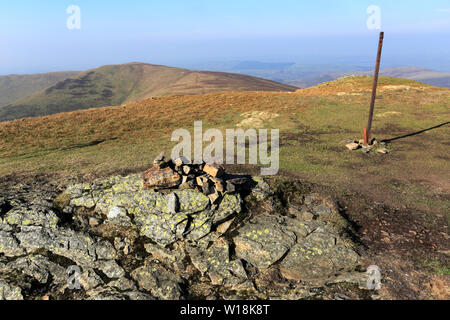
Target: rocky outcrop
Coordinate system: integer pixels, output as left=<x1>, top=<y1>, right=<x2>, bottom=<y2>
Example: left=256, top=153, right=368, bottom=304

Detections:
left=0, top=167, right=370, bottom=300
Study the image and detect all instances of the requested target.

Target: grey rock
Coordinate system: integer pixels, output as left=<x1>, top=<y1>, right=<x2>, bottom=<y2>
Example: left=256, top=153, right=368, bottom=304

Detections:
left=189, top=238, right=247, bottom=287
left=167, top=193, right=179, bottom=214
left=1, top=255, right=66, bottom=285
left=0, top=280, right=23, bottom=300
left=131, top=260, right=184, bottom=300
left=15, top=226, right=116, bottom=267
left=250, top=176, right=273, bottom=201
left=0, top=227, right=24, bottom=257
left=95, top=260, right=125, bottom=279
left=280, top=227, right=359, bottom=282
left=234, top=215, right=296, bottom=269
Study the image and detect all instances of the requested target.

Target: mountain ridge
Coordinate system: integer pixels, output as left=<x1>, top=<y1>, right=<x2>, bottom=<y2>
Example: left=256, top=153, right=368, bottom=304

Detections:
left=0, top=63, right=297, bottom=122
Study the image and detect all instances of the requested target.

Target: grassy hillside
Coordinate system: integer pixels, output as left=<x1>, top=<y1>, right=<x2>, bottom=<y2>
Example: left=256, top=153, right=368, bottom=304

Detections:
left=0, top=76, right=448, bottom=218
left=0, top=63, right=297, bottom=122
left=0, top=71, right=80, bottom=106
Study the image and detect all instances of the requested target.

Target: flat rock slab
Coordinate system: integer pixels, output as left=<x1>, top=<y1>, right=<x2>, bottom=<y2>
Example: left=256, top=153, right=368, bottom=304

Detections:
left=280, top=227, right=360, bottom=282
left=234, top=215, right=297, bottom=269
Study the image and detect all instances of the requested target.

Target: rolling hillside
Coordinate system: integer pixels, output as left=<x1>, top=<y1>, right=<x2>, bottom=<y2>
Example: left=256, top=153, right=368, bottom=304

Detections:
left=0, top=71, right=80, bottom=107
left=0, top=63, right=297, bottom=122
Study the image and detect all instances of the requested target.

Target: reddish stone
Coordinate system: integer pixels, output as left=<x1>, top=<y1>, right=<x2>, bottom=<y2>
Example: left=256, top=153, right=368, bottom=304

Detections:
left=142, top=166, right=181, bottom=190
left=203, top=164, right=224, bottom=177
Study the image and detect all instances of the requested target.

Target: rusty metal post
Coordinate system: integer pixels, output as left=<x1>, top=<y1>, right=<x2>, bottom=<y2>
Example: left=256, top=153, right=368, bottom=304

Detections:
left=364, top=31, right=384, bottom=145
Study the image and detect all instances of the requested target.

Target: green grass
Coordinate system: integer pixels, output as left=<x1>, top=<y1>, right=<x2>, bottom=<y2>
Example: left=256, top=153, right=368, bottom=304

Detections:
left=424, top=259, right=450, bottom=276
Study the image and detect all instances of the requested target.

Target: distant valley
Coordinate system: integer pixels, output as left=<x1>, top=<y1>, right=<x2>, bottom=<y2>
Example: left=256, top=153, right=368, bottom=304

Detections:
left=185, top=61, right=450, bottom=89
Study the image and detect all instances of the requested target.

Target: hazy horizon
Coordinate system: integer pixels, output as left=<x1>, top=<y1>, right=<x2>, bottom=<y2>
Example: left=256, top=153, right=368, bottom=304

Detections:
left=1, top=1, right=449, bottom=75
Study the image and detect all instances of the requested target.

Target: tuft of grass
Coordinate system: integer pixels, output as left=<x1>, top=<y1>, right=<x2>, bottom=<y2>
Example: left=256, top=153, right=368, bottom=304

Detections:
left=424, top=259, right=450, bottom=276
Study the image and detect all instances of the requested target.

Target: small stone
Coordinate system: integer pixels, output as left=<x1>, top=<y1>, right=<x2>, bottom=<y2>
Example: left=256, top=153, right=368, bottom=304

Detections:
left=216, top=218, right=235, bottom=234
left=89, top=217, right=100, bottom=226
left=215, top=180, right=225, bottom=193
left=203, top=164, right=224, bottom=178
left=173, top=156, right=190, bottom=167
left=208, top=192, right=220, bottom=204
left=182, top=165, right=192, bottom=175
left=346, top=142, right=360, bottom=150
left=108, top=206, right=126, bottom=219
left=377, top=148, right=389, bottom=154
left=202, top=180, right=215, bottom=196
left=196, top=176, right=206, bottom=187
left=167, top=193, right=179, bottom=214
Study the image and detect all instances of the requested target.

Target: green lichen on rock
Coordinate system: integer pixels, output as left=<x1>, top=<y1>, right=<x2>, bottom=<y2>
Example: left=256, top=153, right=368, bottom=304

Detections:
left=60, top=174, right=241, bottom=246
left=279, top=227, right=360, bottom=282
left=249, top=176, right=273, bottom=201
left=0, top=280, right=23, bottom=300
left=3, top=207, right=59, bottom=229
left=189, top=238, right=247, bottom=287
left=131, top=259, right=183, bottom=300
left=234, top=215, right=297, bottom=269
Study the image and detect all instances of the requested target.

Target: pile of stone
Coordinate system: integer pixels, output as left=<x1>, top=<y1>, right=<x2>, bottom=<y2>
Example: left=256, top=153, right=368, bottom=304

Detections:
left=344, top=138, right=389, bottom=154
left=142, top=152, right=248, bottom=205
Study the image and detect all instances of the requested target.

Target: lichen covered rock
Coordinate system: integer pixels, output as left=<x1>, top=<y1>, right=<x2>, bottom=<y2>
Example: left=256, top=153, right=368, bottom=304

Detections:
left=0, top=173, right=366, bottom=300
left=234, top=215, right=297, bottom=269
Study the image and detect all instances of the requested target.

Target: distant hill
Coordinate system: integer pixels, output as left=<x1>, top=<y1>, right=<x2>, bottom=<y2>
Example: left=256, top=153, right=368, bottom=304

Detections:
left=0, top=63, right=297, bottom=122
left=0, top=71, right=80, bottom=107
left=288, top=66, right=450, bottom=88
left=187, top=61, right=450, bottom=89
left=375, top=67, right=450, bottom=88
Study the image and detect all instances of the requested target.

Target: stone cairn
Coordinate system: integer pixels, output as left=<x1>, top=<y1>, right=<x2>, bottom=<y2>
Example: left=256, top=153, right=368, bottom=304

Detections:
left=142, top=152, right=248, bottom=205
left=344, top=138, right=389, bottom=154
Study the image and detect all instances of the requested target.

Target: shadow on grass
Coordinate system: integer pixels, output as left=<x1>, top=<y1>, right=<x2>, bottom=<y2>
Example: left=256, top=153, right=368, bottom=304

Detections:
left=61, top=137, right=118, bottom=151
left=381, top=121, right=449, bottom=143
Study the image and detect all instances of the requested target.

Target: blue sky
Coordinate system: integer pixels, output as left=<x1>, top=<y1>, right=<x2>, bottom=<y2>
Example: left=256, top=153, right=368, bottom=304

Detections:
left=0, top=0, right=449, bottom=74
